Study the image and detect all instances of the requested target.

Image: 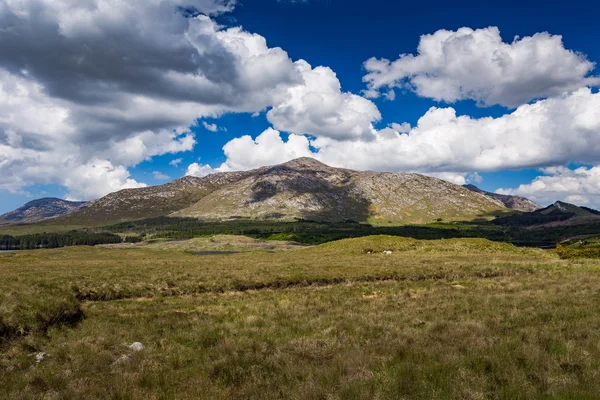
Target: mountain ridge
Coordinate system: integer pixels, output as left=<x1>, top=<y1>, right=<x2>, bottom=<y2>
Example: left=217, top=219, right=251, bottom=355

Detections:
left=1, top=158, right=548, bottom=227
left=494, top=200, right=600, bottom=228
left=463, top=184, right=540, bottom=212
left=0, top=198, right=87, bottom=225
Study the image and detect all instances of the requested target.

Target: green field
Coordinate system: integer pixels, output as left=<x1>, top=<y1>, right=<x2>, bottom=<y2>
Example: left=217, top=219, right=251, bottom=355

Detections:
left=2, top=235, right=600, bottom=399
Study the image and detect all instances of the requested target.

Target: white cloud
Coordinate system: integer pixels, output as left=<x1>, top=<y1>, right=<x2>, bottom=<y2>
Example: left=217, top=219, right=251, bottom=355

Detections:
left=314, top=88, right=600, bottom=173
left=267, top=61, right=381, bottom=140
left=497, top=165, right=600, bottom=208
left=63, top=160, right=146, bottom=201
left=4, top=7, right=600, bottom=204
left=0, top=0, right=382, bottom=199
left=152, top=171, right=171, bottom=181
left=186, top=163, right=215, bottom=177
left=390, top=122, right=411, bottom=133
left=219, top=128, right=314, bottom=171
left=203, top=122, right=219, bottom=132
left=216, top=88, right=600, bottom=188
left=169, top=158, right=184, bottom=167
left=363, top=27, right=600, bottom=107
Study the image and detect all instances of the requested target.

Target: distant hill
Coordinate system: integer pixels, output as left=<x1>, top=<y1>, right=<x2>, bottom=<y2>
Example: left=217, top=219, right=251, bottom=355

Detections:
left=0, top=198, right=87, bottom=225
left=172, top=158, right=505, bottom=224
left=463, top=185, right=540, bottom=212
left=494, top=201, right=600, bottom=227
left=3, top=158, right=508, bottom=228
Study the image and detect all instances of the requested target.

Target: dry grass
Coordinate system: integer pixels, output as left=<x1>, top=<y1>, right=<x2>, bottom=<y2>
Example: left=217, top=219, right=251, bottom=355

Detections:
left=2, top=235, right=600, bottom=399
left=100, top=234, right=306, bottom=253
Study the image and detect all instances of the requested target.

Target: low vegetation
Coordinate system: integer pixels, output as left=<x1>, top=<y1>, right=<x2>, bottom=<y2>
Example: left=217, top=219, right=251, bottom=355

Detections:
left=104, top=217, right=511, bottom=244
left=556, top=240, right=600, bottom=259
left=0, top=231, right=127, bottom=250
left=3, top=235, right=600, bottom=398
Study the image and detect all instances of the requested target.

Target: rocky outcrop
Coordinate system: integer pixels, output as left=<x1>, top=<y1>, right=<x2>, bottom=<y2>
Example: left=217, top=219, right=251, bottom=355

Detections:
left=463, top=185, right=540, bottom=212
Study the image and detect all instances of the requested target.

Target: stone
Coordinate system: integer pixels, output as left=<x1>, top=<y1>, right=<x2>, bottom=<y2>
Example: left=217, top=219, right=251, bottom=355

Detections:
left=129, top=342, right=145, bottom=352
left=35, top=352, right=46, bottom=364
left=113, top=354, right=132, bottom=365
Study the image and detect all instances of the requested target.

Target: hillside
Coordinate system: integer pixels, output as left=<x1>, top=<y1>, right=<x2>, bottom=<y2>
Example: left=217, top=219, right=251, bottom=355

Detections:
left=0, top=198, right=87, bottom=225
left=173, top=158, right=505, bottom=224
left=51, top=171, right=263, bottom=226
left=494, top=201, right=600, bottom=227
left=463, top=184, right=540, bottom=212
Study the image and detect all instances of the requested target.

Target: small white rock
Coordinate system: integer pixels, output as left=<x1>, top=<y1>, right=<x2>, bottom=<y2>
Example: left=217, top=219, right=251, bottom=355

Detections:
left=128, top=342, right=145, bottom=352
left=35, top=352, right=46, bottom=364
left=113, top=354, right=132, bottom=365
left=383, top=250, right=393, bottom=255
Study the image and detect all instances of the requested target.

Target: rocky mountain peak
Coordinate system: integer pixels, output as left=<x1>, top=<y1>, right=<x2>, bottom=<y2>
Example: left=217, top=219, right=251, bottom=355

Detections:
left=279, top=157, right=333, bottom=170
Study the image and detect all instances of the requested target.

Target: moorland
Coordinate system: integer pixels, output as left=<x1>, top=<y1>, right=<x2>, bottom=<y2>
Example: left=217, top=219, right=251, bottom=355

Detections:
left=2, top=159, right=600, bottom=399
left=2, top=234, right=600, bottom=399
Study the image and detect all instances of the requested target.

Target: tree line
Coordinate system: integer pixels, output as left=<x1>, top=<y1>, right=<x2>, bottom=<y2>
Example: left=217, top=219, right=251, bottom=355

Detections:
left=0, top=231, right=123, bottom=250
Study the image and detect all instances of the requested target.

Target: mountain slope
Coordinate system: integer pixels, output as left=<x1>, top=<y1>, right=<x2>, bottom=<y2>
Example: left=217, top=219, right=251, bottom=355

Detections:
left=494, top=201, right=600, bottom=227
left=0, top=198, right=87, bottom=225
left=173, top=158, right=505, bottom=224
left=463, top=185, right=540, bottom=212
left=51, top=170, right=264, bottom=226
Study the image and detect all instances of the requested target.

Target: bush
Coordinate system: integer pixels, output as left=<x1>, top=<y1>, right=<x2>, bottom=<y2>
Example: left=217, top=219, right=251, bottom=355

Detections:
left=124, top=236, right=143, bottom=243
left=556, top=244, right=600, bottom=259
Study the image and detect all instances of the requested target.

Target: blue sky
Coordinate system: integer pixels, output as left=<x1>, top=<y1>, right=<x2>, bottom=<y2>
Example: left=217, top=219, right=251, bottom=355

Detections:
left=1, top=0, right=600, bottom=213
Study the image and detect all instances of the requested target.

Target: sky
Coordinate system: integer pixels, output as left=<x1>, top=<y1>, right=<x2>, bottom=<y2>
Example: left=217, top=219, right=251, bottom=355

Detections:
left=1, top=0, right=600, bottom=214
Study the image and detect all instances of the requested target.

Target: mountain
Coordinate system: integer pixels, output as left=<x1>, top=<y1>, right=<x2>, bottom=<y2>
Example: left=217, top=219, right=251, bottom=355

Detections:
left=51, top=170, right=264, bottom=226
left=5, top=158, right=509, bottom=227
left=494, top=201, right=600, bottom=227
left=463, top=184, right=540, bottom=212
left=0, top=198, right=87, bottom=225
left=172, top=158, right=505, bottom=224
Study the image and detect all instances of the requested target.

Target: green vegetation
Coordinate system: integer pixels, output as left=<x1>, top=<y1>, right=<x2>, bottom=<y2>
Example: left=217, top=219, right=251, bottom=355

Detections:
left=3, top=235, right=600, bottom=398
left=556, top=238, right=600, bottom=259
left=104, top=217, right=511, bottom=245
left=0, top=231, right=124, bottom=250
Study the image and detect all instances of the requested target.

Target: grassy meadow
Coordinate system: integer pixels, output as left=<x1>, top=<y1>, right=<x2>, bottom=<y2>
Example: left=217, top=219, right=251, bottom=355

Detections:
left=2, top=235, right=600, bottom=398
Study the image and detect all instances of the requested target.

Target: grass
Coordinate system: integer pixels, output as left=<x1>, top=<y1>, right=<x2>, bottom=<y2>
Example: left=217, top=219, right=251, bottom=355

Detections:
left=2, top=235, right=600, bottom=398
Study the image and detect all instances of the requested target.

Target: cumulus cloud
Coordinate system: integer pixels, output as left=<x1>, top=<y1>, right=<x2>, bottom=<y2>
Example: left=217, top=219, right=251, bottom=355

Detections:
left=219, top=128, right=314, bottom=171
left=215, top=88, right=600, bottom=189
left=497, top=166, right=600, bottom=207
left=63, top=160, right=146, bottom=201
left=0, top=0, right=381, bottom=199
left=363, top=27, right=600, bottom=107
left=186, top=163, right=215, bottom=177
left=267, top=61, right=381, bottom=140
left=316, top=88, right=600, bottom=173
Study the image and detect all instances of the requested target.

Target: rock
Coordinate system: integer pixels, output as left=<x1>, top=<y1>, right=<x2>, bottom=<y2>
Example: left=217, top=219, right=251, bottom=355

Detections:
left=35, top=352, right=46, bottom=364
left=383, top=250, right=393, bottom=255
left=113, top=354, right=132, bottom=365
left=128, top=342, right=145, bottom=352
left=452, top=284, right=466, bottom=289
